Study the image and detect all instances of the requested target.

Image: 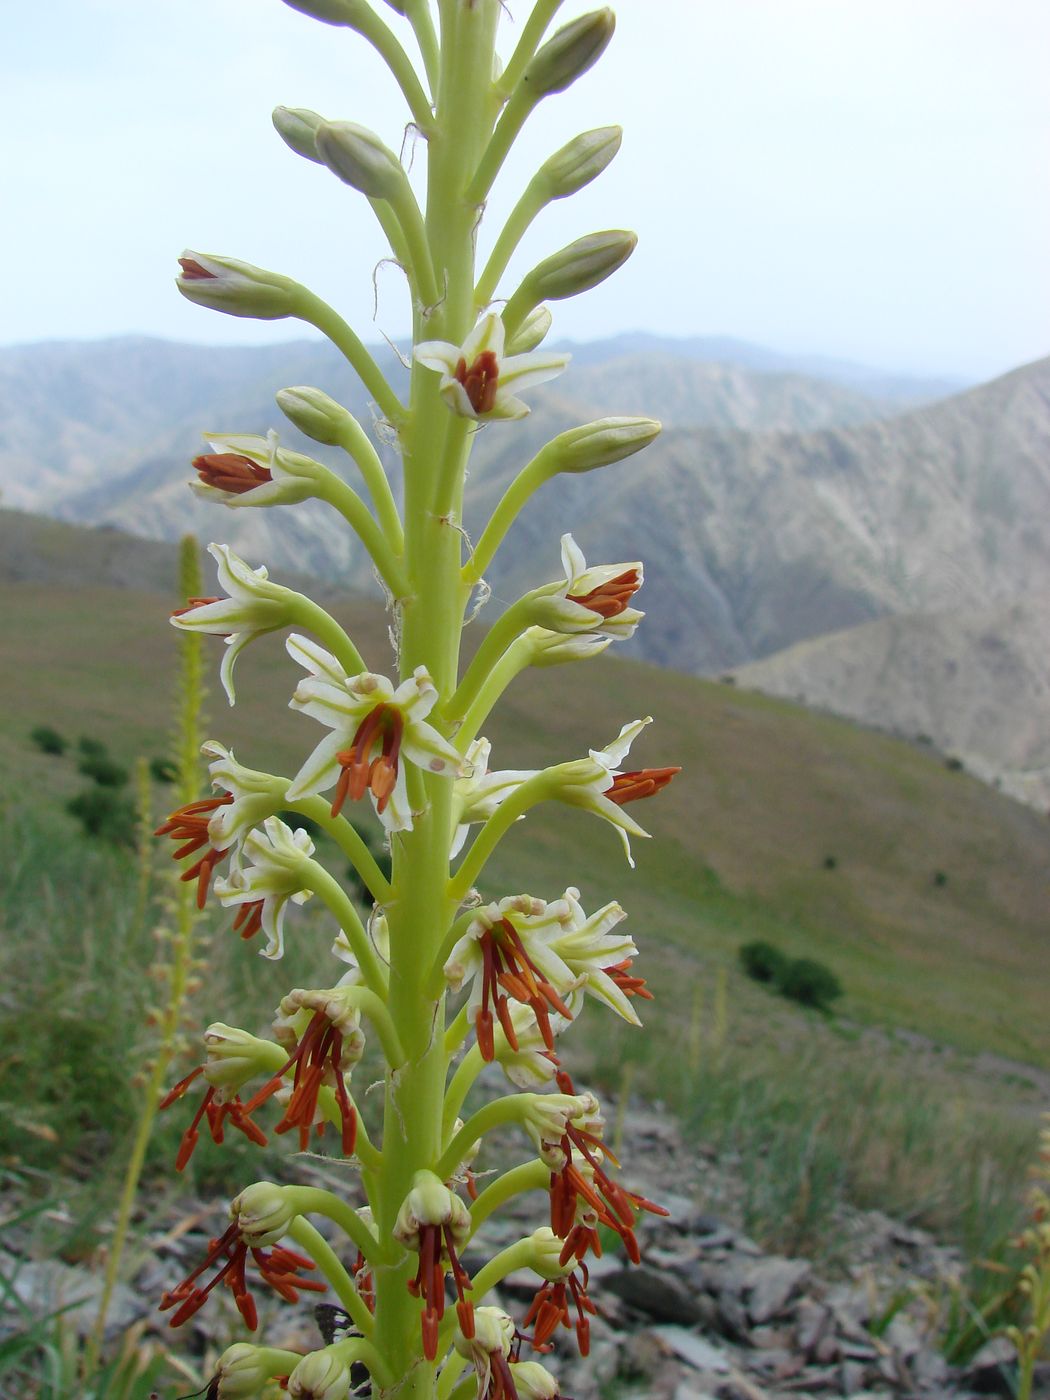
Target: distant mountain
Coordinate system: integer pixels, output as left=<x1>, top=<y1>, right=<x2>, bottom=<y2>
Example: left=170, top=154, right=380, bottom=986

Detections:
left=2, top=332, right=1047, bottom=806
left=731, top=601, right=1050, bottom=811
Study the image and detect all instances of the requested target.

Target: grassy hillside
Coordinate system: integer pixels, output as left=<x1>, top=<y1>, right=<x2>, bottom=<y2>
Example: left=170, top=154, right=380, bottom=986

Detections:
left=3, top=560, right=1048, bottom=1071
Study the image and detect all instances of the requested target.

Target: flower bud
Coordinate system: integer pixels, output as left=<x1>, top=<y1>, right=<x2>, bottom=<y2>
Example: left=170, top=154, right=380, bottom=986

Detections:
left=231, top=1181, right=298, bottom=1246
left=281, top=0, right=362, bottom=24
left=546, top=416, right=662, bottom=474
left=287, top=1346, right=353, bottom=1400
left=215, top=1344, right=302, bottom=1398
left=505, top=304, right=552, bottom=355
left=394, top=1171, right=471, bottom=1249
left=202, top=1023, right=278, bottom=1097
left=528, top=1227, right=573, bottom=1281
left=176, top=252, right=300, bottom=321
left=524, top=9, right=616, bottom=98
left=523, top=230, right=637, bottom=304
left=272, top=105, right=326, bottom=164
left=511, top=1361, right=563, bottom=1399
left=538, top=126, right=621, bottom=201
left=454, top=1306, right=514, bottom=1360
left=276, top=385, right=354, bottom=446
left=315, top=121, right=406, bottom=201
left=522, top=1093, right=586, bottom=1169
left=523, top=627, right=613, bottom=668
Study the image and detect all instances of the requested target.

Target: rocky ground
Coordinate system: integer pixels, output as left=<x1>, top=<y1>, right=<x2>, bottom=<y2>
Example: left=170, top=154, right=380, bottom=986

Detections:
left=1, top=1100, right=1044, bottom=1399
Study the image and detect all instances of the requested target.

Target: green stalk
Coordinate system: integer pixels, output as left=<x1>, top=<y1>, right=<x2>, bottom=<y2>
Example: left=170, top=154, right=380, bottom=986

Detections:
left=468, top=1161, right=549, bottom=1237
left=335, top=416, right=406, bottom=554
left=495, top=0, right=566, bottom=98
left=85, top=537, right=206, bottom=1376
left=300, top=292, right=405, bottom=425
left=288, top=1217, right=377, bottom=1338
left=369, top=6, right=503, bottom=1394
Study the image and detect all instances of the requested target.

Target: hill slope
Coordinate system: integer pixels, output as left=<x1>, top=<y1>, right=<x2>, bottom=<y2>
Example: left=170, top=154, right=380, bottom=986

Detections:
left=3, top=512, right=1048, bottom=1069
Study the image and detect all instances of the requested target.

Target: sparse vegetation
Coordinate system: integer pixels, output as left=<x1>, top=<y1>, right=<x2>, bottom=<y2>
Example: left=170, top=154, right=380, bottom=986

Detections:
left=148, top=756, right=178, bottom=784
left=778, top=956, right=843, bottom=1011
left=29, top=725, right=66, bottom=756
left=65, top=787, right=135, bottom=844
left=77, top=753, right=128, bottom=788
left=739, top=939, right=788, bottom=984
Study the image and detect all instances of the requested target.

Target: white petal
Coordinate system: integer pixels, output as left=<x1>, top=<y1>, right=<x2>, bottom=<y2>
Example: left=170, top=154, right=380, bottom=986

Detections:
left=401, top=717, right=466, bottom=776
left=413, top=340, right=460, bottom=374
left=219, top=631, right=254, bottom=706
left=374, top=764, right=413, bottom=834
left=560, top=534, right=587, bottom=589
left=461, top=311, right=504, bottom=364
left=286, top=633, right=346, bottom=685
left=497, top=350, right=570, bottom=396
left=286, top=730, right=348, bottom=801
left=595, top=717, right=653, bottom=770
left=439, top=378, right=480, bottom=420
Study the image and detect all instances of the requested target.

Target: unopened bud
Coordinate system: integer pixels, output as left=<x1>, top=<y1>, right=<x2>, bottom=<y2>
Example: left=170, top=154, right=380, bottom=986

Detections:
left=539, top=126, right=621, bottom=200
left=203, top=1023, right=277, bottom=1095
left=287, top=1346, right=353, bottom=1400
left=177, top=252, right=300, bottom=321
left=315, top=121, right=405, bottom=201
left=524, top=9, right=615, bottom=98
left=231, top=1181, right=297, bottom=1246
left=215, top=1344, right=302, bottom=1398
left=505, top=305, right=552, bottom=355
left=276, top=385, right=354, bottom=446
left=511, top=1361, right=563, bottom=1399
left=394, top=1170, right=471, bottom=1248
left=273, top=106, right=326, bottom=164
left=525, top=230, right=637, bottom=304
left=525, top=627, right=613, bottom=668
left=528, top=1227, right=573, bottom=1281
left=454, top=1306, right=514, bottom=1360
left=548, top=416, right=662, bottom=475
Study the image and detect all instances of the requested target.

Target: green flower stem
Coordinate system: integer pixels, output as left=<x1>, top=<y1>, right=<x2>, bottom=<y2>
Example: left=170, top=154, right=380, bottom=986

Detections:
left=495, top=0, right=566, bottom=98
left=386, top=187, right=441, bottom=311
left=453, top=636, right=533, bottom=752
left=442, top=1002, right=472, bottom=1056
left=333, top=1337, right=396, bottom=1394
left=403, top=0, right=440, bottom=96
left=287, top=794, right=394, bottom=905
left=442, top=1043, right=483, bottom=1137
left=335, top=417, right=405, bottom=554
left=443, top=595, right=541, bottom=725
left=337, top=985, right=407, bottom=1069
left=430, top=414, right=474, bottom=523
left=466, top=83, right=535, bottom=206
left=369, top=6, right=503, bottom=1391
left=288, top=1217, right=377, bottom=1338
left=314, top=476, right=409, bottom=595
left=432, top=911, right=479, bottom=992
left=370, top=195, right=414, bottom=272
left=468, top=1161, right=549, bottom=1238
left=343, top=6, right=435, bottom=135
left=315, top=1082, right=383, bottom=1174
left=299, top=292, right=405, bottom=426
left=465, top=1238, right=536, bottom=1304
left=291, top=596, right=369, bottom=675
left=449, top=774, right=553, bottom=901
left=464, top=446, right=559, bottom=585
left=288, top=1186, right=394, bottom=1264
left=475, top=180, right=549, bottom=308
left=435, top=1351, right=467, bottom=1400
left=303, top=861, right=389, bottom=993
left=444, top=1379, right=476, bottom=1400
left=435, top=1094, right=535, bottom=1182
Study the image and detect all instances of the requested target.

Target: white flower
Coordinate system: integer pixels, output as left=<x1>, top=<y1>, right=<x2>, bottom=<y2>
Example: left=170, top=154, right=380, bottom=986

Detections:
left=191, top=427, right=326, bottom=507
left=332, top=908, right=390, bottom=976
left=414, top=311, right=569, bottom=421
left=200, top=741, right=284, bottom=856
left=529, top=534, right=644, bottom=640
left=213, top=816, right=315, bottom=960
left=491, top=1004, right=564, bottom=1090
left=546, top=718, right=679, bottom=868
left=541, top=887, right=642, bottom=1025
left=287, top=1347, right=354, bottom=1400
left=285, top=636, right=465, bottom=834
left=171, top=544, right=298, bottom=704
left=450, top=737, right=535, bottom=858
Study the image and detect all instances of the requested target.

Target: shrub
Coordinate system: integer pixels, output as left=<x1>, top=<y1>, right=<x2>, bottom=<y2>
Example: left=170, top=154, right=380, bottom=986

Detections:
left=150, top=756, right=179, bottom=784
left=778, top=957, right=843, bottom=1011
left=66, top=788, right=136, bottom=844
left=739, top=940, right=789, bottom=985
left=77, top=736, right=108, bottom=758
left=30, top=725, right=67, bottom=755
left=933, top=870, right=948, bottom=888
left=78, top=754, right=129, bottom=788
left=822, top=854, right=838, bottom=870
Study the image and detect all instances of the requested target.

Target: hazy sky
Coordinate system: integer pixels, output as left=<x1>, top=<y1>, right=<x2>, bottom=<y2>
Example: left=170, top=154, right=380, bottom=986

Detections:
left=4, top=0, right=1048, bottom=378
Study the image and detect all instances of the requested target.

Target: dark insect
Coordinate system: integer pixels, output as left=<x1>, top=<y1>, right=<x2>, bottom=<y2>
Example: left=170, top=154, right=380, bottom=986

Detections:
left=315, top=1303, right=371, bottom=1395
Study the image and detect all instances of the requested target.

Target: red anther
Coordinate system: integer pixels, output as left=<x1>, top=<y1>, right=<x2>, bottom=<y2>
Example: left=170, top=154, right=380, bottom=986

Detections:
left=232, top=900, right=265, bottom=941
left=566, top=566, right=642, bottom=620
left=179, top=257, right=216, bottom=280
left=160, top=1226, right=324, bottom=1330
left=158, top=1064, right=205, bottom=1110
left=454, top=349, right=500, bottom=414
left=606, top=766, right=681, bottom=805
left=171, top=596, right=222, bottom=618
left=333, top=705, right=405, bottom=816
left=192, top=452, right=272, bottom=495
left=603, top=959, right=653, bottom=1001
